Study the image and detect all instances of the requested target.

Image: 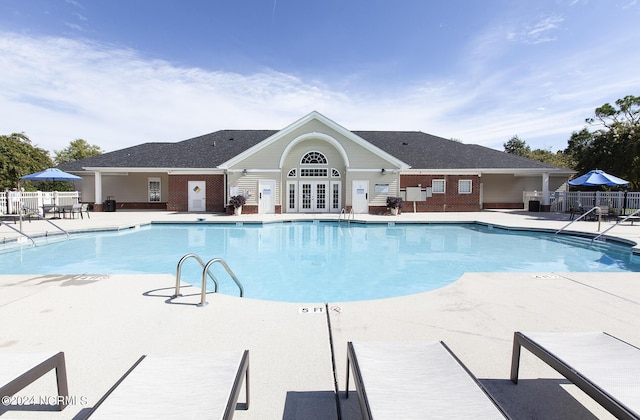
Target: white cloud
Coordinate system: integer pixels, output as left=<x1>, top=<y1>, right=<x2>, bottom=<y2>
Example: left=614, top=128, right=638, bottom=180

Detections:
left=0, top=30, right=638, bottom=155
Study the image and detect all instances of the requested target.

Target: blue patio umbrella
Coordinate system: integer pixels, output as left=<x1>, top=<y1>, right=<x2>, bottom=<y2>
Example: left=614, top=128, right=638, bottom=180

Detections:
left=21, top=168, right=82, bottom=181
left=567, top=169, right=628, bottom=187
left=21, top=168, right=83, bottom=218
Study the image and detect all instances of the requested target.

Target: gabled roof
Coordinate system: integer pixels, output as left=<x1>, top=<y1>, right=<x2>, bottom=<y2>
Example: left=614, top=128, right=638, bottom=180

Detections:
left=59, top=127, right=569, bottom=173
left=355, top=131, right=564, bottom=170
left=59, top=130, right=277, bottom=171
left=220, top=111, right=409, bottom=169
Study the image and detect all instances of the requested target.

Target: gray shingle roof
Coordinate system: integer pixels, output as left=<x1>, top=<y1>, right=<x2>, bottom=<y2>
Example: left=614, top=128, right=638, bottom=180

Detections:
left=58, top=129, right=564, bottom=171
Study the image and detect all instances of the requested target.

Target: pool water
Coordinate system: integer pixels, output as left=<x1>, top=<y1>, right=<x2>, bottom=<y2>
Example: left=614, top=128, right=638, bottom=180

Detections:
left=3, top=222, right=640, bottom=302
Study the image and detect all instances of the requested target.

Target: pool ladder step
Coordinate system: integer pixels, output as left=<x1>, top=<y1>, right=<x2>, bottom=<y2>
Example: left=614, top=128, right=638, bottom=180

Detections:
left=173, top=253, right=244, bottom=307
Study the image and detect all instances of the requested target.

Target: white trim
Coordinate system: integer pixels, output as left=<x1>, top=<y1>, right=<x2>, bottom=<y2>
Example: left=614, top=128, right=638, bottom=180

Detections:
left=228, top=169, right=281, bottom=174
left=148, top=177, right=161, bottom=202
left=220, top=111, right=410, bottom=169
left=347, top=168, right=399, bottom=173
left=432, top=179, right=446, bottom=194
left=458, top=179, right=472, bottom=194
left=401, top=168, right=574, bottom=176
left=286, top=181, right=297, bottom=212
left=280, top=132, right=350, bottom=168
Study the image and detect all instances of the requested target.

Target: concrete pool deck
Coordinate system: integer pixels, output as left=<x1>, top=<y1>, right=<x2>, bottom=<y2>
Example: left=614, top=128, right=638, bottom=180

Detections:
left=1, top=210, right=640, bottom=419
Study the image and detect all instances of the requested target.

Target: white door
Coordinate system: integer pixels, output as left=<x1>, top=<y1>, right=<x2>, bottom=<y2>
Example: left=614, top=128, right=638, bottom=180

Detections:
left=258, top=180, right=276, bottom=214
left=351, top=180, right=369, bottom=214
left=300, top=181, right=328, bottom=213
left=188, top=181, right=206, bottom=212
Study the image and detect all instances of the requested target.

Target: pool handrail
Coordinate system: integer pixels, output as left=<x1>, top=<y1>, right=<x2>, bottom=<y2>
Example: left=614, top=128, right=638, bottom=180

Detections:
left=174, top=253, right=219, bottom=297
left=174, top=254, right=244, bottom=307
left=198, top=258, right=244, bottom=306
left=0, top=220, right=36, bottom=246
left=22, top=205, right=70, bottom=239
left=338, top=207, right=354, bottom=225
left=555, top=206, right=602, bottom=235
left=592, top=208, right=640, bottom=242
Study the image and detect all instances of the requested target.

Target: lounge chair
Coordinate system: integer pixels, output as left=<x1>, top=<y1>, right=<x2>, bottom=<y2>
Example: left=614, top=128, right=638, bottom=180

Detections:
left=0, top=351, right=69, bottom=411
left=88, top=350, right=249, bottom=419
left=345, top=341, right=507, bottom=419
left=511, top=331, right=640, bottom=419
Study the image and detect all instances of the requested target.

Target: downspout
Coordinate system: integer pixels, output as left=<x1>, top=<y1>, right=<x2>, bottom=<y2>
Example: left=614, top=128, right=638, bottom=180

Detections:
left=224, top=170, right=228, bottom=213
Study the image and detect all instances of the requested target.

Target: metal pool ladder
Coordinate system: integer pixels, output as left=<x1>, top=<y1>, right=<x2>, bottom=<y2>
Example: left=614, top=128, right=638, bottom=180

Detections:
left=173, top=253, right=244, bottom=307
left=339, top=207, right=354, bottom=225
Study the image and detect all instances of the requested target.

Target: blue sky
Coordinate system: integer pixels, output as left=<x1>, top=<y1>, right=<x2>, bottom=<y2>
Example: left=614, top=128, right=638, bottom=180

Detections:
left=1, top=0, right=639, bottom=154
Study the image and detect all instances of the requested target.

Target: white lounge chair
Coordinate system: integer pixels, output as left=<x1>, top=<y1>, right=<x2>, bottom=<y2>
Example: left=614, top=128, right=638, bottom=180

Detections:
left=0, top=352, right=69, bottom=411
left=346, top=341, right=507, bottom=419
left=511, top=331, right=640, bottom=419
left=88, top=351, right=249, bottom=419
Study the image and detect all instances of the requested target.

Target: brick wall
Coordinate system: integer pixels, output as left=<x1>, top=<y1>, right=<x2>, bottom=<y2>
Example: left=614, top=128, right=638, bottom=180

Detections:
left=400, top=174, right=481, bottom=212
left=168, top=175, right=226, bottom=212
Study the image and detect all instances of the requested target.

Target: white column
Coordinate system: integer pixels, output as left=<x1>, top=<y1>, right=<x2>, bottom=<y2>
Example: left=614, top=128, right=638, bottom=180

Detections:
left=542, top=173, right=550, bottom=206
left=94, top=171, right=103, bottom=204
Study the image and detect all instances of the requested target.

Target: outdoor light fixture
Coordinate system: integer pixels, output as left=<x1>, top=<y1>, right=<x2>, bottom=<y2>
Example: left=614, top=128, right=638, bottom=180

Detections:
left=242, top=169, right=247, bottom=175
left=381, top=168, right=386, bottom=174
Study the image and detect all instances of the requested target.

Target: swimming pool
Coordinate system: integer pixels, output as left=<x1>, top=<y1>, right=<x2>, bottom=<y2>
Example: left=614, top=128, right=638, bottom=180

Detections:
left=2, top=222, right=639, bottom=302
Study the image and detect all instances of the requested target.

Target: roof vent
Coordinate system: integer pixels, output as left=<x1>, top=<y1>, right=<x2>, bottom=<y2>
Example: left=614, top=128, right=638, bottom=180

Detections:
left=402, top=142, right=409, bottom=145
left=229, top=137, right=234, bottom=141
left=212, top=141, right=216, bottom=147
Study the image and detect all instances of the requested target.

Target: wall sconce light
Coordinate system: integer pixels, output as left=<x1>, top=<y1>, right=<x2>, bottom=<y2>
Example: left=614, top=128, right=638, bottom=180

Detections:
left=242, top=169, right=247, bottom=175
left=381, top=168, right=386, bottom=174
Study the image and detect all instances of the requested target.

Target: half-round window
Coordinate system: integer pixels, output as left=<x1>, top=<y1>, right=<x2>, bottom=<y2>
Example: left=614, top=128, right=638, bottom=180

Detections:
left=301, top=151, right=327, bottom=164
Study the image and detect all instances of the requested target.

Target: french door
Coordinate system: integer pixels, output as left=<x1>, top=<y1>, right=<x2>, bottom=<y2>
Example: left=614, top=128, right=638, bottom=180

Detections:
left=300, top=181, right=327, bottom=213
left=287, top=181, right=341, bottom=213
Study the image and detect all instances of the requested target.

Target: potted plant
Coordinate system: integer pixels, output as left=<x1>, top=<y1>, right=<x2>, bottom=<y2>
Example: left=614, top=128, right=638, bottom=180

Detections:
left=229, top=195, right=246, bottom=215
left=386, top=196, right=403, bottom=215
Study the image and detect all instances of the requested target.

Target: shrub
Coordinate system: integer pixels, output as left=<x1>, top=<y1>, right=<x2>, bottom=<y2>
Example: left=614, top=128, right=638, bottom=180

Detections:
left=229, top=195, right=246, bottom=208
left=386, top=196, right=403, bottom=209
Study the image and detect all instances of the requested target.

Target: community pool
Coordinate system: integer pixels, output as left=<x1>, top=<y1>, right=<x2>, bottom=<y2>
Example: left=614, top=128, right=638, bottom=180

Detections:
left=3, top=222, right=640, bottom=302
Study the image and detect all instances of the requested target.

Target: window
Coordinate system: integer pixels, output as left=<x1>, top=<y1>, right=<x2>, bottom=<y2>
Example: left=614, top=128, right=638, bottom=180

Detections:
left=288, top=169, right=297, bottom=178
left=458, top=180, right=472, bottom=194
left=288, top=182, right=296, bottom=209
left=432, top=179, right=445, bottom=194
left=300, top=168, right=328, bottom=177
left=300, top=151, right=327, bottom=164
left=331, top=168, right=341, bottom=178
left=148, top=178, right=161, bottom=202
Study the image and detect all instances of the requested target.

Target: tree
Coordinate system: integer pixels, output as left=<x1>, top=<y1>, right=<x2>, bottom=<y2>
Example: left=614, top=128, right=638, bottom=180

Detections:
left=565, top=95, right=640, bottom=189
left=0, top=133, right=53, bottom=190
left=504, top=135, right=571, bottom=168
left=54, top=138, right=102, bottom=164
left=504, top=135, right=531, bottom=157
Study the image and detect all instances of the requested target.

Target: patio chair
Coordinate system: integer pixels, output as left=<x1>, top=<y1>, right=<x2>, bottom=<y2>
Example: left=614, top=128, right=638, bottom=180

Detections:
left=41, top=204, right=61, bottom=219
left=511, top=331, right=640, bottom=419
left=597, top=205, right=610, bottom=221
left=88, top=350, right=249, bottom=419
left=345, top=341, right=507, bottom=419
left=68, top=203, right=90, bottom=219
left=0, top=351, right=69, bottom=411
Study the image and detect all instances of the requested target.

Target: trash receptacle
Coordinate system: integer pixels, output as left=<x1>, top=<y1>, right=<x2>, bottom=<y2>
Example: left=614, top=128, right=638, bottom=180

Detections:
left=528, top=200, right=540, bottom=212
left=104, top=196, right=116, bottom=212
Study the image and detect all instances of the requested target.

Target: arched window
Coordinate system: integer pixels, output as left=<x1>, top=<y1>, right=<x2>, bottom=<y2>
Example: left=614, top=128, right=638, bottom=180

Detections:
left=300, top=151, right=327, bottom=164
left=288, top=169, right=297, bottom=178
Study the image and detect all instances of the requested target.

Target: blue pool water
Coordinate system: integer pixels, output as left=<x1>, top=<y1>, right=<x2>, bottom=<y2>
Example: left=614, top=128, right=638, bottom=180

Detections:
left=2, top=222, right=639, bottom=302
